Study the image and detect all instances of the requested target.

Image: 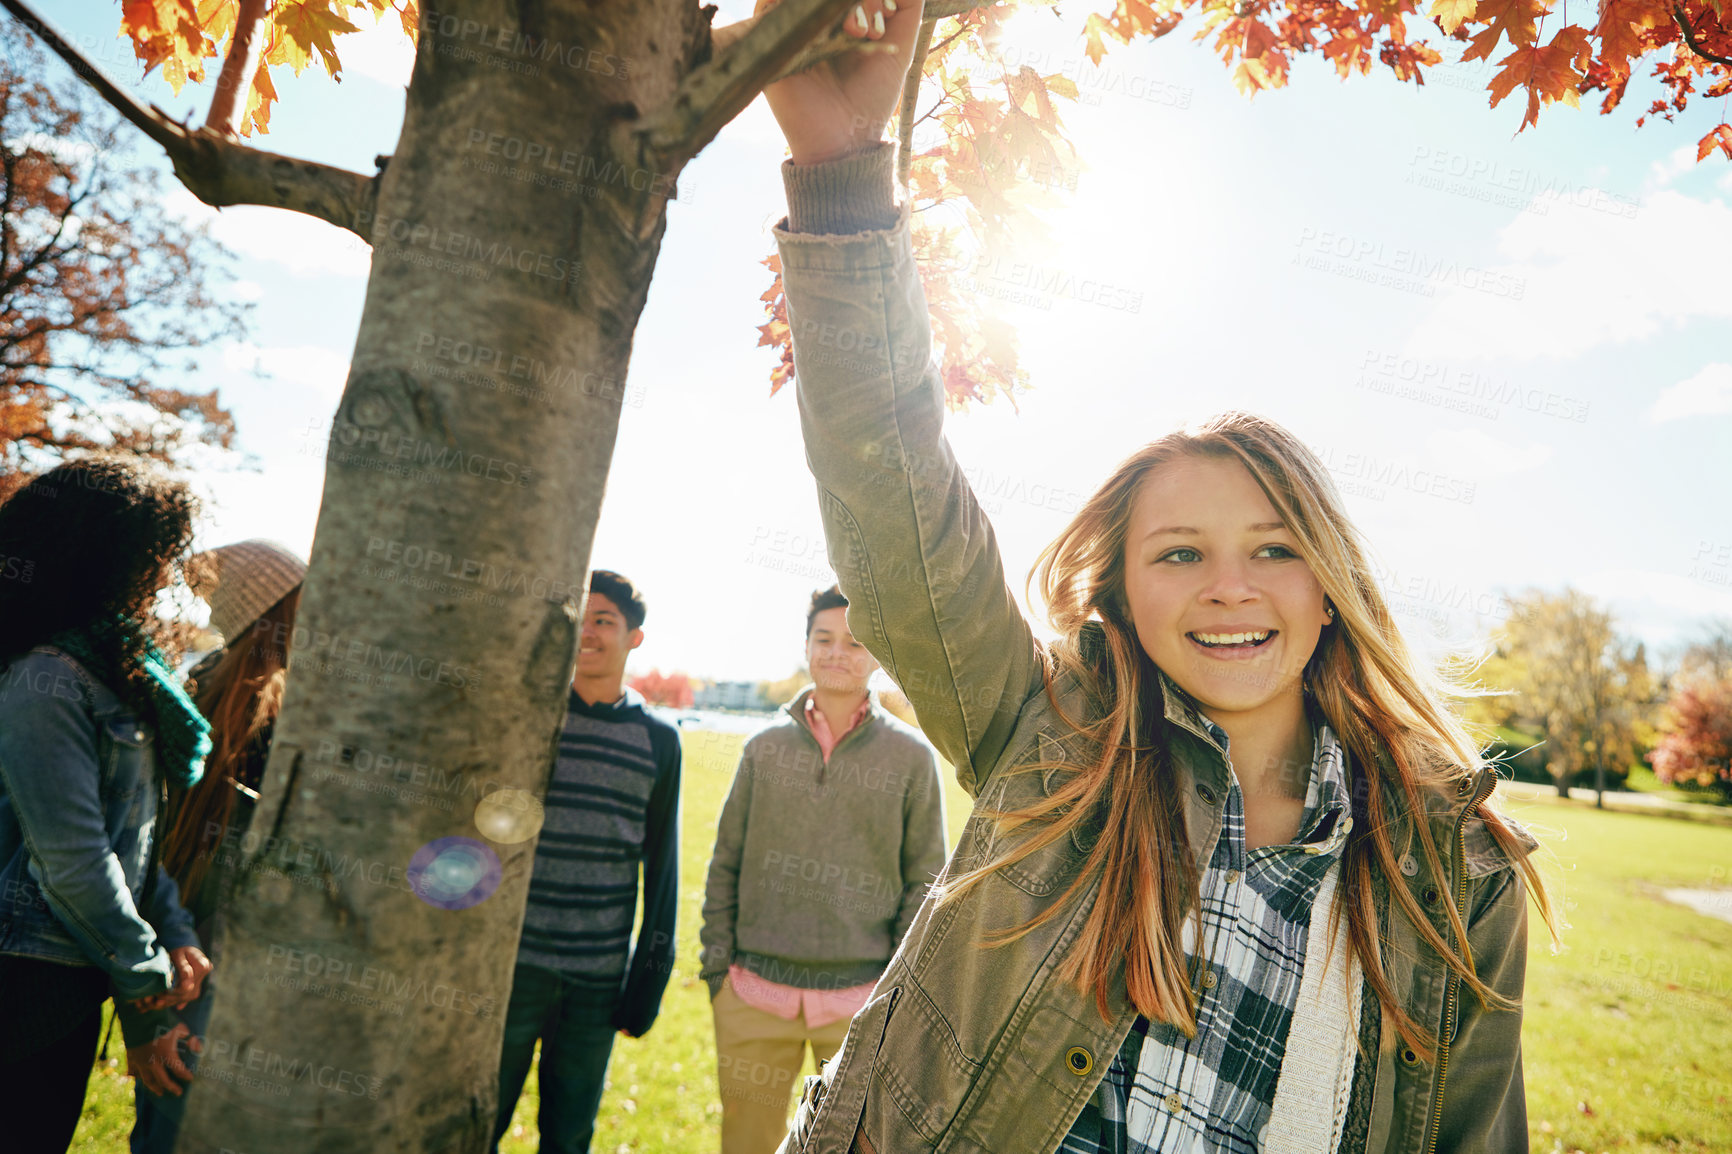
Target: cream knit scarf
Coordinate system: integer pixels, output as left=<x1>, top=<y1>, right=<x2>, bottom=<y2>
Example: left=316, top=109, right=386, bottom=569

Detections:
left=1262, top=860, right=1363, bottom=1154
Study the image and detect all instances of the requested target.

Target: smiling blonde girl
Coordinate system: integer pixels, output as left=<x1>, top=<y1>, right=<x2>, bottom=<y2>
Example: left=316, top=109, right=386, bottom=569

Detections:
left=755, top=3, right=1555, bottom=1153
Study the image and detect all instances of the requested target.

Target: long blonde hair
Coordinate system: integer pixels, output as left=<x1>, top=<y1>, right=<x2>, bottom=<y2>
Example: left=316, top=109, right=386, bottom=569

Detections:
left=938, top=411, right=1556, bottom=1052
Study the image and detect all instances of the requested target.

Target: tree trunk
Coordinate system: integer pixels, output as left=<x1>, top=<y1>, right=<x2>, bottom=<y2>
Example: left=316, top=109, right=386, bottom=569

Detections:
left=178, top=3, right=708, bottom=1149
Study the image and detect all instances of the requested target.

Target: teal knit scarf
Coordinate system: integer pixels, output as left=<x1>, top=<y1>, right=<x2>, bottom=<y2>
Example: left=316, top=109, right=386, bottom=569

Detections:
left=49, top=615, right=211, bottom=789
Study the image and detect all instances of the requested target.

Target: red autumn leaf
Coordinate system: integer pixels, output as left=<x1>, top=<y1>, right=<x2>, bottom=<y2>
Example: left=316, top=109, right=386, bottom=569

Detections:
left=1700, top=122, right=1732, bottom=159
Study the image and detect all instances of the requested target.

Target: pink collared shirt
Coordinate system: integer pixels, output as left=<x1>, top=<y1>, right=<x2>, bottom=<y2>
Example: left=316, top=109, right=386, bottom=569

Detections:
left=729, top=693, right=879, bottom=1027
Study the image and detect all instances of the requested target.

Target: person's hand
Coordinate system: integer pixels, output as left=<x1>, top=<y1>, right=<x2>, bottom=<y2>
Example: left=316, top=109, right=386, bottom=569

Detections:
left=129, top=946, right=213, bottom=1012
left=127, top=1021, right=200, bottom=1098
left=757, top=0, right=926, bottom=165
left=166, top=945, right=213, bottom=1008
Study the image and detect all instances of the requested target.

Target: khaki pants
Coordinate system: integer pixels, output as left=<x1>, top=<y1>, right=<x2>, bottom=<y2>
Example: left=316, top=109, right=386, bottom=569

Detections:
left=712, top=980, right=853, bottom=1154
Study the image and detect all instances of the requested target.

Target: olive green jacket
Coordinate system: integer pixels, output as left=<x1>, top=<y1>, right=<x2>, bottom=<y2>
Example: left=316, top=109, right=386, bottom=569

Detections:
left=774, top=143, right=1535, bottom=1154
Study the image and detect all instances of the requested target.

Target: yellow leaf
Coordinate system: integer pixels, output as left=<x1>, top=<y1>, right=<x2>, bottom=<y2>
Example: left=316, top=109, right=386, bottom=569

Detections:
left=1045, top=74, right=1080, bottom=100
left=1429, top=0, right=1479, bottom=34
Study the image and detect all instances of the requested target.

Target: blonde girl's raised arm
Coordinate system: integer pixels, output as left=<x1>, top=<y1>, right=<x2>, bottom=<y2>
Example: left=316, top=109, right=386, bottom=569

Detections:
left=774, top=146, right=1043, bottom=793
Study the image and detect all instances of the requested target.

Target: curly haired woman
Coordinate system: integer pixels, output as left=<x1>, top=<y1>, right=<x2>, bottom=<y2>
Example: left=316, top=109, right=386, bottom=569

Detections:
left=0, top=456, right=212, bottom=1153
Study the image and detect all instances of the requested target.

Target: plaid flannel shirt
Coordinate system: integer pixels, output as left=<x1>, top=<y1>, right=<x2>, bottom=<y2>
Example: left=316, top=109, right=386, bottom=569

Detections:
left=1060, top=721, right=1352, bottom=1154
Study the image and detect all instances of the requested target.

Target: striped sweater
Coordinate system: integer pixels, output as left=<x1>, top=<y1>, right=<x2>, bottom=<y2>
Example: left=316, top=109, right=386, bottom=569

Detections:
left=518, top=687, right=681, bottom=1036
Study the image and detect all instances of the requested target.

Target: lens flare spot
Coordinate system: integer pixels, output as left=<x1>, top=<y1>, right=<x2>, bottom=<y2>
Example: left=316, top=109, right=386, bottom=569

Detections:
left=407, top=837, right=502, bottom=910
left=474, top=788, right=545, bottom=845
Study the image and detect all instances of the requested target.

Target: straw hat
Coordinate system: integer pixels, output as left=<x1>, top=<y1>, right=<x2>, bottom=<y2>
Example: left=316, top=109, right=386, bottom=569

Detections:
left=188, top=539, right=308, bottom=642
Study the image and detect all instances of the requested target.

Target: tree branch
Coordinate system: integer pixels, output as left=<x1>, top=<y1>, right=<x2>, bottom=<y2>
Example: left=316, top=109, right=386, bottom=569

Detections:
left=0, top=0, right=380, bottom=240
left=897, top=16, right=939, bottom=187
left=712, top=0, right=990, bottom=92
left=645, top=0, right=859, bottom=161
left=1674, top=3, right=1732, bottom=67
left=206, top=0, right=274, bottom=137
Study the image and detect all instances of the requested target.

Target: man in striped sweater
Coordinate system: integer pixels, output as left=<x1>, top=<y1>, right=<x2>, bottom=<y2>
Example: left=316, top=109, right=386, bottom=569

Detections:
left=491, top=571, right=682, bottom=1154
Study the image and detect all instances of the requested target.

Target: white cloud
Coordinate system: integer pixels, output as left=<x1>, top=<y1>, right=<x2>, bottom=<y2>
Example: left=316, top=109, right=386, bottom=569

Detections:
left=1423, top=428, right=1553, bottom=476
left=1574, top=568, right=1732, bottom=629
left=222, top=342, right=351, bottom=398
left=1648, top=362, right=1732, bottom=423
left=161, top=186, right=371, bottom=279
left=1404, top=189, right=1732, bottom=361
left=337, top=13, right=416, bottom=89
left=217, top=203, right=372, bottom=278
left=1646, top=143, right=1701, bottom=190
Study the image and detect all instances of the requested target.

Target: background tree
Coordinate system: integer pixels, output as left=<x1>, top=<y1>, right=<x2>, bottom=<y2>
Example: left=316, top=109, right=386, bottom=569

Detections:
left=627, top=667, right=696, bottom=708
left=1649, top=671, right=1732, bottom=801
left=0, top=25, right=245, bottom=497
left=5, top=0, right=1723, bottom=1150
left=1476, top=588, right=1656, bottom=804
left=1678, top=621, right=1732, bottom=682
left=757, top=666, right=810, bottom=708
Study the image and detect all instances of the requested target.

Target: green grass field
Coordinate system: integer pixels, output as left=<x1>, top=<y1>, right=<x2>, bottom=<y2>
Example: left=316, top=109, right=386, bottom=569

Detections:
left=70, top=729, right=1732, bottom=1153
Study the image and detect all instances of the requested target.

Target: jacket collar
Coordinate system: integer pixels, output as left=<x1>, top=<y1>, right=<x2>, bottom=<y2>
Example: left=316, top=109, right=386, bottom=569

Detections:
left=783, top=685, right=880, bottom=736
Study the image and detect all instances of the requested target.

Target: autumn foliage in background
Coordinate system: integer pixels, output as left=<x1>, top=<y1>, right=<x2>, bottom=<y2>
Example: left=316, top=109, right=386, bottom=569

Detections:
left=98, top=0, right=1731, bottom=410
left=1651, top=677, right=1732, bottom=799
left=757, top=0, right=1732, bottom=404
left=0, top=28, right=245, bottom=495
left=628, top=669, right=698, bottom=709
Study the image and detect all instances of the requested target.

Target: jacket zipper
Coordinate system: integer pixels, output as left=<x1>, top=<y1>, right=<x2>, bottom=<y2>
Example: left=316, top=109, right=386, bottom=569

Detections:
left=798, top=697, right=873, bottom=784
left=1424, top=770, right=1493, bottom=1154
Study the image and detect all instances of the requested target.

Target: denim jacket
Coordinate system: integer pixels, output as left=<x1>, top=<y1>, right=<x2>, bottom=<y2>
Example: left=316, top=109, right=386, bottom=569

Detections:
left=773, top=144, right=1535, bottom=1154
left=0, top=647, right=199, bottom=1001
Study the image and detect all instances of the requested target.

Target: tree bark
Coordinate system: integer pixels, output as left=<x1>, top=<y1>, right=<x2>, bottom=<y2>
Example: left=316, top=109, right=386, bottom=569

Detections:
left=175, top=2, right=712, bottom=1150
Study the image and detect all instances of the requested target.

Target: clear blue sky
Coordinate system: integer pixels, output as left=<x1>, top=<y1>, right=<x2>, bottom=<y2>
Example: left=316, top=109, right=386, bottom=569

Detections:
left=49, top=1, right=1732, bottom=682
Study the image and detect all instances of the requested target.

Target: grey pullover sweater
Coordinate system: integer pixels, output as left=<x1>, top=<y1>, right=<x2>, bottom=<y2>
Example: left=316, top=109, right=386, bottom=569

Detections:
left=699, top=687, right=947, bottom=994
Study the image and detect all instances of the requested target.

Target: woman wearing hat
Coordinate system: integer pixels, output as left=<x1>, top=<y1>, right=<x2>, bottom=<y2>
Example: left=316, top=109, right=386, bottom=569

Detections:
left=124, top=539, right=306, bottom=1154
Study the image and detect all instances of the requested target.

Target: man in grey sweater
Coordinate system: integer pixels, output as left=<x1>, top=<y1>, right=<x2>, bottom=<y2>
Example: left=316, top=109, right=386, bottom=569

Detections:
left=700, top=585, right=946, bottom=1154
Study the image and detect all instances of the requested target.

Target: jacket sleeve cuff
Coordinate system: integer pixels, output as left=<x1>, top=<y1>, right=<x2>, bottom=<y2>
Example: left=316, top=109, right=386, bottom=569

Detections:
left=115, top=998, right=180, bottom=1049
left=781, top=142, right=900, bottom=235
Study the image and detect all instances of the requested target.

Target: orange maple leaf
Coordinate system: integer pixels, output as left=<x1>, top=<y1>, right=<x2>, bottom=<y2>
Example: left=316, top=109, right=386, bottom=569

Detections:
left=1462, top=0, right=1544, bottom=62
left=1700, top=123, right=1732, bottom=159
left=1489, top=26, right=1591, bottom=129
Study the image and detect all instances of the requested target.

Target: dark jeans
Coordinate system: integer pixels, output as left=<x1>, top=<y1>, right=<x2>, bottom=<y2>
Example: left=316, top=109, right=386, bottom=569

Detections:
left=128, top=970, right=217, bottom=1154
left=492, top=963, right=618, bottom=1154
left=0, top=955, right=109, bottom=1154
left=0, top=1002, right=102, bottom=1154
